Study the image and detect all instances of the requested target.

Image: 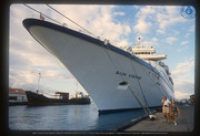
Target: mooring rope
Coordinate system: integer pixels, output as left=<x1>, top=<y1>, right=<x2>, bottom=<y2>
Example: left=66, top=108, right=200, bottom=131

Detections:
left=128, top=54, right=152, bottom=114
left=102, top=41, right=151, bottom=116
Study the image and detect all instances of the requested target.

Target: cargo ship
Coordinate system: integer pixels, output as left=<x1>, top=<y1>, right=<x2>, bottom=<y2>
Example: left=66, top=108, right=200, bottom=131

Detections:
left=25, top=91, right=70, bottom=105
left=25, top=91, right=91, bottom=105
left=23, top=18, right=174, bottom=113
left=69, top=92, right=91, bottom=105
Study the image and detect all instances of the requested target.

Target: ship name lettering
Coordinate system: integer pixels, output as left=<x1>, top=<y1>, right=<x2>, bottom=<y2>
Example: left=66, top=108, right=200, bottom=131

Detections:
left=115, top=71, right=141, bottom=80
left=115, top=71, right=127, bottom=76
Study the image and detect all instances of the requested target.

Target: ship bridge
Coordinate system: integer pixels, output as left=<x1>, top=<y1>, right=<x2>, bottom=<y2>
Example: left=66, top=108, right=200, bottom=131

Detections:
left=131, top=44, right=166, bottom=61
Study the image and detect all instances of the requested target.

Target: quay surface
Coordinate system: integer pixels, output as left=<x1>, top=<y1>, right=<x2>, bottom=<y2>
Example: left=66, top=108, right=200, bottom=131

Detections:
left=113, top=104, right=194, bottom=132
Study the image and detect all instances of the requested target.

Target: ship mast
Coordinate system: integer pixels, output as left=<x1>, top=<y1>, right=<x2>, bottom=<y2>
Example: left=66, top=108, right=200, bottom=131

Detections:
left=75, top=82, right=78, bottom=98
left=37, top=73, right=41, bottom=93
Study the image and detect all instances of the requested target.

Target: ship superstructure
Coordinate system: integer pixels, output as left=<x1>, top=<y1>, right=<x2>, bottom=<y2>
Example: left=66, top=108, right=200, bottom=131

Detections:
left=128, top=39, right=174, bottom=87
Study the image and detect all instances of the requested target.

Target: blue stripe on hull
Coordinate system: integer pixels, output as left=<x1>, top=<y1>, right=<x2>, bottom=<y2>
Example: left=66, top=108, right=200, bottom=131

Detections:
left=98, top=106, right=161, bottom=114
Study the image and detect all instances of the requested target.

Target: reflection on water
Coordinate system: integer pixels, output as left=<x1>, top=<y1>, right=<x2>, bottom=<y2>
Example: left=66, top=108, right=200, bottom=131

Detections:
left=9, top=103, right=149, bottom=131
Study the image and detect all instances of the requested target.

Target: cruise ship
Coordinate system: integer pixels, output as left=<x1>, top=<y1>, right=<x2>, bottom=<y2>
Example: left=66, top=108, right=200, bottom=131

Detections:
left=23, top=18, right=175, bottom=113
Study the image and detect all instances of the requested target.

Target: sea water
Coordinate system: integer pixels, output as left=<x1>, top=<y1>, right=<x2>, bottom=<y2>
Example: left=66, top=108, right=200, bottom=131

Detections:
left=9, top=102, right=153, bottom=131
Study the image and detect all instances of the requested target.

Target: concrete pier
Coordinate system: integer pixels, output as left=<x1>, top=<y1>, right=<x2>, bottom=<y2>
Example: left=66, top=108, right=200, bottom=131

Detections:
left=114, top=104, right=194, bottom=132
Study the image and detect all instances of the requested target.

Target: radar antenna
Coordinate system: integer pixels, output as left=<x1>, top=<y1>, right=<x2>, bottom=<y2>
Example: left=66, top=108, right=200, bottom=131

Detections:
left=138, top=37, right=141, bottom=43
left=136, top=37, right=142, bottom=48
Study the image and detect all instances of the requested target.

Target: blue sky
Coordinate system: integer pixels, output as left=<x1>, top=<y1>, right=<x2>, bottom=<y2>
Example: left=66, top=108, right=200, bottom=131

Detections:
left=9, top=4, right=195, bottom=100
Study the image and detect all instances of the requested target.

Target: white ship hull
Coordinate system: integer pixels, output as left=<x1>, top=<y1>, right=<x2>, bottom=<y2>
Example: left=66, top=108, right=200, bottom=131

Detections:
left=23, top=19, right=174, bottom=113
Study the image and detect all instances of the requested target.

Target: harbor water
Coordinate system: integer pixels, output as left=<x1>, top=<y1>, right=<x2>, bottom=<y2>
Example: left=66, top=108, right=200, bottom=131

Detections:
left=9, top=102, right=155, bottom=131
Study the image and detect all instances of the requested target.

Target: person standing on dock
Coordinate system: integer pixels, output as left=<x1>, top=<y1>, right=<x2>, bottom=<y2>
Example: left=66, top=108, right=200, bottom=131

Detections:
left=161, top=96, right=171, bottom=124
left=170, top=100, right=180, bottom=125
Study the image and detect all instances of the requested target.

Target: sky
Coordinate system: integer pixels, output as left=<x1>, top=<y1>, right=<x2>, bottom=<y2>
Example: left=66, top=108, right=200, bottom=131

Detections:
left=9, top=4, right=195, bottom=100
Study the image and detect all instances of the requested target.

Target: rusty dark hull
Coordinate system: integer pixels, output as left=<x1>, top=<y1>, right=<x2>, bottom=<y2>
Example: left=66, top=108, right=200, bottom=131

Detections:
left=25, top=91, right=69, bottom=106
left=69, top=97, right=91, bottom=105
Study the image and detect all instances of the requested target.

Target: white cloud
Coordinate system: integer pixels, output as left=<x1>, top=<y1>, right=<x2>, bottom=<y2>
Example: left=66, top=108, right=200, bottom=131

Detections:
left=166, top=37, right=177, bottom=44
left=174, top=82, right=194, bottom=100
left=171, top=60, right=194, bottom=84
left=171, top=60, right=195, bottom=100
left=177, top=47, right=187, bottom=53
left=135, top=37, right=159, bottom=48
left=113, top=11, right=125, bottom=16
left=152, top=37, right=158, bottom=42
left=157, top=29, right=165, bottom=34
left=155, top=6, right=186, bottom=34
left=23, top=4, right=130, bottom=44
left=189, top=25, right=195, bottom=32
left=124, top=25, right=131, bottom=35
left=185, top=33, right=190, bottom=38
left=173, top=30, right=180, bottom=35
left=175, top=61, right=194, bottom=73
left=9, top=4, right=133, bottom=94
left=116, top=40, right=130, bottom=47
left=181, top=40, right=189, bottom=45
left=142, top=41, right=158, bottom=47
left=133, top=6, right=157, bottom=34
left=53, top=5, right=131, bottom=44
left=175, top=91, right=192, bottom=100
left=133, top=6, right=186, bottom=35
left=134, top=19, right=152, bottom=33
left=136, top=6, right=156, bottom=20
left=140, top=6, right=156, bottom=14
